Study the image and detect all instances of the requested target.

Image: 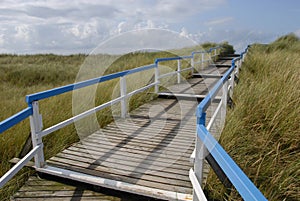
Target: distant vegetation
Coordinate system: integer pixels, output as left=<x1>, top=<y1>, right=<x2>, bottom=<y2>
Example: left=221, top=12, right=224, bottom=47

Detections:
left=0, top=42, right=228, bottom=200
left=205, top=34, right=300, bottom=200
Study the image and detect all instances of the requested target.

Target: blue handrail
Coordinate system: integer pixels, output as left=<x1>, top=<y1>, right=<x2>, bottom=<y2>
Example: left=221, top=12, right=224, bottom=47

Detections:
left=26, top=64, right=156, bottom=104
left=196, top=45, right=248, bottom=118
left=197, top=125, right=267, bottom=201
left=195, top=45, right=267, bottom=200
left=0, top=107, right=33, bottom=133
left=155, top=56, right=190, bottom=64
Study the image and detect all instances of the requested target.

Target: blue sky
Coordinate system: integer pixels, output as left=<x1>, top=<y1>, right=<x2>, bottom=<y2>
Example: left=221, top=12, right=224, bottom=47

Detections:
left=0, top=0, right=299, bottom=54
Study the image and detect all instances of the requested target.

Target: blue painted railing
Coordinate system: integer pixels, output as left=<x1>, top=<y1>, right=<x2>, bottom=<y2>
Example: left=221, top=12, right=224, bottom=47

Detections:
left=26, top=64, right=157, bottom=105
left=0, top=45, right=267, bottom=200
left=0, top=107, right=33, bottom=133
left=193, top=45, right=267, bottom=200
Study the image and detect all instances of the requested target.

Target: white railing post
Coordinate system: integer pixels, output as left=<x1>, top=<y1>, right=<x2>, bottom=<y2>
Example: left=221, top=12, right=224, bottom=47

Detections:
left=29, top=101, right=45, bottom=168
left=120, top=76, right=127, bottom=118
left=222, top=81, right=228, bottom=122
left=230, top=62, right=235, bottom=98
left=230, top=71, right=235, bottom=97
left=201, top=52, right=204, bottom=70
left=191, top=56, right=194, bottom=75
left=193, top=112, right=207, bottom=201
left=193, top=138, right=206, bottom=201
left=177, top=59, right=181, bottom=84
left=155, top=64, right=159, bottom=93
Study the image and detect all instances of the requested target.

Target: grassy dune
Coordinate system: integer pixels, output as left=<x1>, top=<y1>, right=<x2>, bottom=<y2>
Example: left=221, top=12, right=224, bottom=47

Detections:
left=0, top=43, right=225, bottom=200
left=205, top=34, right=300, bottom=200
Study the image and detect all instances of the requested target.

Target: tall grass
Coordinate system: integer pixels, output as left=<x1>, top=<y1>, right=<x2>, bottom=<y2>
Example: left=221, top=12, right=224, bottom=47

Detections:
left=0, top=43, right=225, bottom=200
left=205, top=34, right=300, bottom=200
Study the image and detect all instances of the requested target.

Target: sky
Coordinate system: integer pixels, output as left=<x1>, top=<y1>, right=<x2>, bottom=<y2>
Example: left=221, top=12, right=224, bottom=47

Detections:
left=0, top=0, right=299, bottom=54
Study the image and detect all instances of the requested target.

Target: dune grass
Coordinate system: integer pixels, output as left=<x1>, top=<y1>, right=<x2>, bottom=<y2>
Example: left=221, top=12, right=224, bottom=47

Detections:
left=205, top=34, right=300, bottom=200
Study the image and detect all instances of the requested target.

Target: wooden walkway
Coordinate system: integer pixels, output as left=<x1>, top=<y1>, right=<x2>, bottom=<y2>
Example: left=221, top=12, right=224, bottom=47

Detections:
left=12, top=57, right=235, bottom=201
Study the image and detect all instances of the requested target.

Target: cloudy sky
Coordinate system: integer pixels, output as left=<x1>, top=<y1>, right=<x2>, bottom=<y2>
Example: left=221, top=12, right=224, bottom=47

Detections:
left=0, top=0, right=299, bottom=54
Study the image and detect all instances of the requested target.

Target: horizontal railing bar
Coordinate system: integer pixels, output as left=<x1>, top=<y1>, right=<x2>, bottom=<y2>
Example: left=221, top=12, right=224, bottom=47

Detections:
left=26, top=64, right=156, bottom=104
left=39, top=96, right=124, bottom=138
left=126, top=82, right=157, bottom=97
left=189, top=169, right=208, bottom=201
left=206, top=99, right=223, bottom=131
left=0, top=107, right=33, bottom=134
left=158, top=71, right=177, bottom=79
left=181, top=55, right=193, bottom=59
left=197, top=125, right=267, bottom=201
left=39, top=82, right=157, bottom=138
left=155, top=56, right=190, bottom=64
left=0, top=145, right=41, bottom=188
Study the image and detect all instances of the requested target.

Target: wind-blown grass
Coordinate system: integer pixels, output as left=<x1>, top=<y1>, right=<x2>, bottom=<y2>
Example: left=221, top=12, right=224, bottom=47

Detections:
left=205, top=34, right=300, bottom=200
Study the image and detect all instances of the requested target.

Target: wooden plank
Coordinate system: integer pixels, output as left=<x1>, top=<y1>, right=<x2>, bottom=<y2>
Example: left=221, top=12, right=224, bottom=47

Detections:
left=59, top=145, right=192, bottom=170
left=48, top=154, right=192, bottom=187
left=37, top=166, right=193, bottom=201
left=11, top=175, right=121, bottom=201
left=46, top=160, right=192, bottom=193
left=57, top=149, right=192, bottom=177
left=76, top=140, right=193, bottom=161
left=69, top=143, right=193, bottom=166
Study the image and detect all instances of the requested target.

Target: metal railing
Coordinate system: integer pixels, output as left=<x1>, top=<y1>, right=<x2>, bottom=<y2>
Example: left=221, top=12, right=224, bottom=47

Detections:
left=0, top=46, right=220, bottom=188
left=190, top=45, right=268, bottom=201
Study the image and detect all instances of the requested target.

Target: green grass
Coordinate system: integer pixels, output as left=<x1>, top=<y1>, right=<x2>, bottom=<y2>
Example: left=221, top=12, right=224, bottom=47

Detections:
left=0, top=42, right=227, bottom=200
left=205, top=34, right=300, bottom=200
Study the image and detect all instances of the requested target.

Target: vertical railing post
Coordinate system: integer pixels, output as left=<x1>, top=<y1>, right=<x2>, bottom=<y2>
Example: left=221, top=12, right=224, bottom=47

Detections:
left=230, top=72, right=235, bottom=98
left=237, top=58, right=241, bottom=80
left=230, top=61, right=236, bottom=97
left=29, top=101, right=45, bottom=168
left=177, top=59, right=181, bottom=84
left=201, top=52, right=204, bottom=70
left=155, top=63, right=159, bottom=93
left=120, top=76, right=127, bottom=118
left=194, top=112, right=207, bottom=201
left=222, top=80, right=228, bottom=122
left=191, top=55, right=194, bottom=75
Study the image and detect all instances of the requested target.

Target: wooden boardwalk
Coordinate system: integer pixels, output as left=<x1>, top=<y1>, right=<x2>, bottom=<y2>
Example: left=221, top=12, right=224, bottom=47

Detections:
left=12, top=57, right=234, bottom=201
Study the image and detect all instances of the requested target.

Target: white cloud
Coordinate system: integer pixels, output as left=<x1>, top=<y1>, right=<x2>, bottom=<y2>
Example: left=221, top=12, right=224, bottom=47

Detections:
left=0, top=0, right=280, bottom=54
left=14, top=24, right=31, bottom=41
left=205, top=17, right=234, bottom=26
